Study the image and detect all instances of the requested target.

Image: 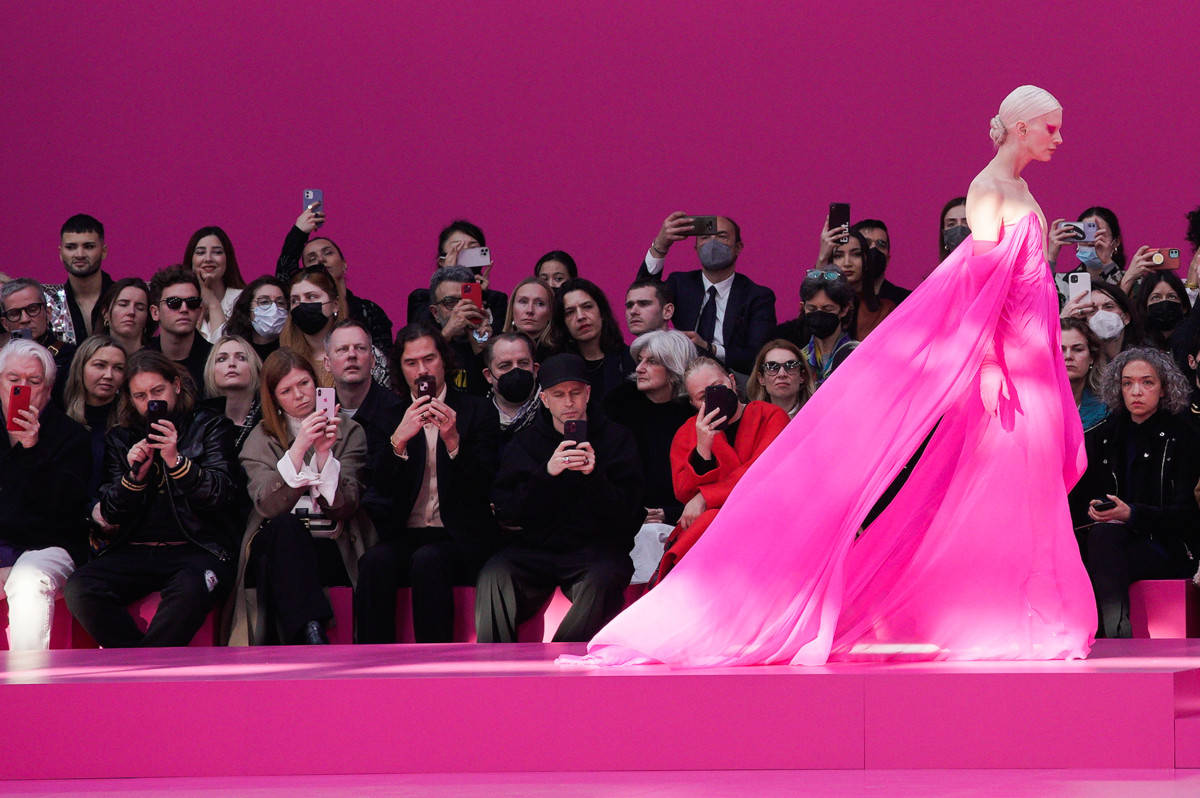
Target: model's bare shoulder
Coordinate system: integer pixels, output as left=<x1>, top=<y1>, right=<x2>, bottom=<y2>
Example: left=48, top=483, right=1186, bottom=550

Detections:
left=965, top=177, right=1005, bottom=243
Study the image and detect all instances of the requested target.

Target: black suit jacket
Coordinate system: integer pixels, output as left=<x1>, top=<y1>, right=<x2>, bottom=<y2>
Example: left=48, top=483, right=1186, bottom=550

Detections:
left=376, top=387, right=501, bottom=557
left=636, top=260, right=776, bottom=374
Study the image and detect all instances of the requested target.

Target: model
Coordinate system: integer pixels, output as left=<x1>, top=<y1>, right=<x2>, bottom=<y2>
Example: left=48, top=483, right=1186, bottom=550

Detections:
left=563, top=86, right=1097, bottom=667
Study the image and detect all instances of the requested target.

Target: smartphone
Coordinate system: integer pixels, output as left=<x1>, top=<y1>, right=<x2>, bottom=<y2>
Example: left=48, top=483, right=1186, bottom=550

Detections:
left=315, top=387, right=337, bottom=420
left=1093, top=498, right=1117, bottom=512
left=828, top=203, right=850, bottom=243
left=703, top=384, right=738, bottom=430
left=303, top=188, right=324, bottom=213
left=457, top=246, right=492, bottom=271
left=9, top=328, right=32, bottom=341
left=563, top=419, right=588, bottom=444
left=1149, top=248, right=1182, bottom=271
left=460, top=281, right=484, bottom=309
left=1058, top=220, right=1097, bottom=244
left=415, top=375, right=436, bottom=399
left=5, top=385, right=31, bottom=431
left=684, top=216, right=718, bottom=237
left=1067, top=271, right=1092, bottom=302
left=146, top=399, right=168, bottom=429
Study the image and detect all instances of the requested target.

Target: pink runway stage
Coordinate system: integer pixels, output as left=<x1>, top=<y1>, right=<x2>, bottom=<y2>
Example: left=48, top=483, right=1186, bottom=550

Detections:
left=4, top=638, right=1200, bottom=779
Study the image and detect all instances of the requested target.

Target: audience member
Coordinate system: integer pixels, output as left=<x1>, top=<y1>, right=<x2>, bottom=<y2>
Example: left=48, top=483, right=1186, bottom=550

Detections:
left=1069, top=348, right=1200, bottom=638
left=555, top=278, right=626, bottom=405
left=849, top=219, right=911, bottom=304
left=797, top=270, right=858, bottom=389
left=407, top=220, right=507, bottom=330
left=1062, top=282, right=1139, bottom=363
left=356, top=324, right=500, bottom=643
left=63, top=335, right=126, bottom=499
left=228, top=348, right=374, bottom=645
left=637, top=212, right=777, bottom=375
left=1182, top=325, right=1200, bottom=436
left=748, top=339, right=809, bottom=418
left=65, top=351, right=239, bottom=647
left=146, top=266, right=212, bottom=393
left=1050, top=206, right=1128, bottom=300
left=1060, top=318, right=1108, bottom=431
left=45, top=214, right=114, bottom=345
left=203, top=335, right=263, bottom=451
left=1, top=278, right=76, bottom=401
left=829, top=230, right=896, bottom=340
left=225, top=275, right=288, bottom=364
left=938, top=196, right=970, bottom=263
left=624, top=279, right=675, bottom=337
left=0, top=340, right=91, bottom=650
left=1132, top=271, right=1189, bottom=353
left=428, top=265, right=491, bottom=396
left=482, top=331, right=542, bottom=445
left=184, top=226, right=246, bottom=343
left=478, top=353, right=642, bottom=642
left=501, top=276, right=560, bottom=362
left=1187, top=206, right=1200, bottom=302
left=652, top=357, right=789, bottom=583
left=602, top=330, right=697, bottom=584
left=535, top=250, right=578, bottom=290
left=96, top=278, right=152, bottom=353
left=276, top=202, right=394, bottom=351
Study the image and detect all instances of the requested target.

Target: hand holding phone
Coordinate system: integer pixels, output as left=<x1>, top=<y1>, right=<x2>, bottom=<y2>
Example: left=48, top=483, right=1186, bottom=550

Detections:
left=1091, top=498, right=1117, bottom=512
left=684, top=216, right=718, bottom=237
left=457, top=247, right=492, bottom=272
left=303, top=188, right=324, bottom=214
left=145, top=399, right=168, bottom=429
left=828, top=203, right=851, bottom=244
left=5, top=385, right=32, bottom=432
left=315, top=387, right=337, bottom=420
left=563, top=418, right=588, bottom=444
left=1066, top=272, right=1092, bottom=302
left=460, top=281, right=483, bottom=309
left=415, top=375, right=436, bottom=399
left=703, top=384, right=739, bottom=431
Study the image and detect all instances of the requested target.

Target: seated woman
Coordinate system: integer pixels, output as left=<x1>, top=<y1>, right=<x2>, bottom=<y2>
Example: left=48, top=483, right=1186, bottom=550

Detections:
left=203, top=334, right=263, bottom=452
left=94, top=278, right=152, bottom=354
left=62, top=334, right=126, bottom=525
left=184, top=226, right=247, bottom=343
left=554, top=277, right=627, bottom=405
left=502, top=276, right=560, bottom=362
left=799, top=270, right=857, bottom=389
left=938, top=195, right=969, bottom=263
left=225, top=276, right=288, bottom=364
left=535, top=250, right=578, bottom=290
left=1060, top=318, right=1109, bottom=431
left=1132, top=271, right=1190, bottom=353
left=833, top=231, right=896, bottom=340
left=1069, top=348, right=1200, bottom=638
left=748, top=339, right=809, bottom=418
left=407, top=220, right=507, bottom=326
left=602, top=330, right=698, bottom=584
left=1049, top=205, right=1128, bottom=294
left=652, top=357, right=789, bottom=584
left=1063, top=282, right=1140, bottom=363
left=227, top=348, right=377, bottom=645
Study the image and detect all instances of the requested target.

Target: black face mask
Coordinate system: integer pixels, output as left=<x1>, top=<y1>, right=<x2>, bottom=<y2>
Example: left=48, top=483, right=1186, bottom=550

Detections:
left=1145, top=300, right=1184, bottom=331
left=806, top=310, right=842, bottom=339
left=290, top=302, right=329, bottom=335
left=942, top=225, right=970, bottom=252
left=496, top=367, right=536, bottom=403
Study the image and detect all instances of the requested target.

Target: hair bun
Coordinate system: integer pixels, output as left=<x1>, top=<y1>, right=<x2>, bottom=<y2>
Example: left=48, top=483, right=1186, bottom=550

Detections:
left=989, top=114, right=1007, bottom=147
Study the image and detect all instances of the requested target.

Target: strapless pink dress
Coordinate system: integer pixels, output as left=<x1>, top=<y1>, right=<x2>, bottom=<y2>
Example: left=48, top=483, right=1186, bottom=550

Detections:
left=564, top=212, right=1095, bottom=667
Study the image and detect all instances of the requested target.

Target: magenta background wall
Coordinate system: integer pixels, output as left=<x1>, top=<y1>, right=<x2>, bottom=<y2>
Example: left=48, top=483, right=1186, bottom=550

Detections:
left=5, top=2, right=1197, bottom=325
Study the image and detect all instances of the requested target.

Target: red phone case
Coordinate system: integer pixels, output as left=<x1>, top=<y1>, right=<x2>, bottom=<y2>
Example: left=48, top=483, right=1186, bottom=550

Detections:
left=461, top=282, right=483, bottom=309
left=6, top=385, right=31, bottom=431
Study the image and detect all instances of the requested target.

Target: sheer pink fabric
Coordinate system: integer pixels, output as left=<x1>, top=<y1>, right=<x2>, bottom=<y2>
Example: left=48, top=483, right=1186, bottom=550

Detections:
left=563, top=212, right=1095, bottom=667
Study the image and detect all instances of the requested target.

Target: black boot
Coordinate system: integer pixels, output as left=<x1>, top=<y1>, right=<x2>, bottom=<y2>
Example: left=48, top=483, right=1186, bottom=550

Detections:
left=301, top=620, right=329, bottom=645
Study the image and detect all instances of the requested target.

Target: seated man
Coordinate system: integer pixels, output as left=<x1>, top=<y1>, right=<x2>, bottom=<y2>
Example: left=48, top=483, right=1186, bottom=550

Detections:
left=1, top=278, right=76, bottom=402
left=482, top=331, right=541, bottom=448
left=428, top=266, right=491, bottom=396
left=355, top=324, right=500, bottom=643
left=407, top=220, right=508, bottom=330
left=772, top=270, right=857, bottom=389
left=64, top=351, right=240, bottom=647
left=652, top=356, right=789, bottom=583
left=637, top=212, right=776, bottom=375
left=478, top=353, right=643, bottom=642
left=44, top=214, right=115, bottom=345
left=275, top=202, right=394, bottom=351
left=0, top=340, right=91, bottom=650
left=147, top=265, right=212, bottom=392
left=622, top=279, right=677, bottom=374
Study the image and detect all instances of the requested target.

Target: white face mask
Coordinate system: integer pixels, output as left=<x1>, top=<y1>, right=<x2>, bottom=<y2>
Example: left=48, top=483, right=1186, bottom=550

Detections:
left=252, top=303, right=288, bottom=337
left=1088, top=309, right=1125, bottom=341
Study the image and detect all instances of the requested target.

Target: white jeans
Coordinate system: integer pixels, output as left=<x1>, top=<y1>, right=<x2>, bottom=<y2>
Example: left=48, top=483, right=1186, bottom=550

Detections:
left=629, top=523, right=673, bottom=585
left=0, top=546, right=75, bottom=651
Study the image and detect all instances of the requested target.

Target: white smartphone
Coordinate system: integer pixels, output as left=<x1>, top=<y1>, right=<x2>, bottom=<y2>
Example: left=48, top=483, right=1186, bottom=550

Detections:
left=1067, top=271, right=1091, bottom=302
left=315, top=387, right=336, bottom=419
left=456, top=246, right=492, bottom=271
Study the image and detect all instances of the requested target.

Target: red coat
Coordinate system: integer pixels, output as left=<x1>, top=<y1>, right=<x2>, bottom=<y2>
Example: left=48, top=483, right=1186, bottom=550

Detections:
left=653, top=401, right=790, bottom=583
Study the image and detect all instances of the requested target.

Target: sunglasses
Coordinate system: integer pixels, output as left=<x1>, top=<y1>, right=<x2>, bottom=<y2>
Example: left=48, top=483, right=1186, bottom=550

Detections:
left=762, top=359, right=802, bottom=374
left=2, top=302, right=45, bottom=322
left=160, top=296, right=202, bottom=311
left=806, top=269, right=841, bottom=281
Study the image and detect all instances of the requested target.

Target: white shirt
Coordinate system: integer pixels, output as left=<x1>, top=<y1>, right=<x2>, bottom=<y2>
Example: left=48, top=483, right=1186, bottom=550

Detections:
left=645, top=248, right=733, bottom=360
left=198, top=286, right=243, bottom=343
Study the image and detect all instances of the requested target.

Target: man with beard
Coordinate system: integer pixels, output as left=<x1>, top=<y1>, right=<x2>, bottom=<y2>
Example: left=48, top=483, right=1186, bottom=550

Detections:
left=636, top=213, right=775, bottom=376
left=45, top=215, right=114, bottom=344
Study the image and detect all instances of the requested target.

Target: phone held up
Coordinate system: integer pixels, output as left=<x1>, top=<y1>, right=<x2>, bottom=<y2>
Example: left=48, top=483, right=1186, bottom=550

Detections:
left=1067, top=272, right=1091, bottom=302
left=828, top=202, right=850, bottom=243
left=303, top=188, right=324, bottom=213
left=460, top=281, right=484, bottom=309
left=457, top=246, right=492, bottom=272
left=1058, top=220, right=1098, bottom=244
left=146, top=399, right=168, bottom=429
left=415, top=375, right=436, bottom=399
left=6, top=384, right=31, bottom=431
left=563, top=419, right=588, bottom=444
left=315, top=387, right=337, bottom=420
left=703, top=384, right=739, bottom=431
left=684, top=216, right=718, bottom=237
left=1148, top=248, right=1182, bottom=271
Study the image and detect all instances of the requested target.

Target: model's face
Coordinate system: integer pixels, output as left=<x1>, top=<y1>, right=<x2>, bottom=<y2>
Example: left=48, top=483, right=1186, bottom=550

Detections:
left=511, top=282, right=552, bottom=336
left=1023, top=109, right=1062, bottom=161
left=191, top=235, right=227, bottom=283
left=537, top=260, right=571, bottom=289
left=858, top=227, right=890, bottom=264
left=1121, top=359, right=1162, bottom=423
left=150, top=282, right=201, bottom=336
left=943, top=204, right=967, bottom=230
left=757, top=347, right=802, bottom=402
left=107, top=286, right=149, bottom=338
left=59, top=231, right=106, bottom=278
left=562, top=290, right=601, bottom=343
left=1060, top=329, right=1092, bottom=381
left=1080, top=214, right=1119, bottom=264
left=398, top=335, right=445, bottom=396
left=625, top=286, right=672, bottom=335
left=685, top=364, right=735, bottom=412
left=633, top=349, right=671, bottom=397
left=274, top=367, right=316, bottom=419
left=324, top=326, right=373, bottom=387
left=831, top=239, right=864, bottom=284
left=1, top=285, right=49, bottom=339
left=0, top=353, right=51, bottom=416
left=212, top=340, right=253, bottom=392
left=301, top=239, right=347, bottom=281
left=541, top=380, right=590, bottom=424
left=83, top=345, right=126, bottom=405
left=127, top=371, right=180, bottom=417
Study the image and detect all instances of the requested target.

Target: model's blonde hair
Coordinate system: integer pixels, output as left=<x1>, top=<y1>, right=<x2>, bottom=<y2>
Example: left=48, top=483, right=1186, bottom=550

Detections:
left=990, top=85, right=1061, bottom=148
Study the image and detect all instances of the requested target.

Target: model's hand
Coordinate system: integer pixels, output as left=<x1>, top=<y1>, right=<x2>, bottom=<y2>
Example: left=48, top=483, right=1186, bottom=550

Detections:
left=679, top=493, right=706, bottom=529
left=296, top=200, right=325, bottom=234
left=980, top=364, right=1009, bottom=417
left=817, top=215, right=846, bottom=267
left=1060, top=290, right=1095, bottom=320
left=1088, top=494, right=1132, bottom=524
left=653, top=211, right=693, bottom=256
left=694, top=406, right=725, bottom=461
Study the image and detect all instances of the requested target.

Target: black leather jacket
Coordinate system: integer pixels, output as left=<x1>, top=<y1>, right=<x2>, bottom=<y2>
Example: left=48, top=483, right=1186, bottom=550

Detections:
left=98, top=407, right=241, bottom=562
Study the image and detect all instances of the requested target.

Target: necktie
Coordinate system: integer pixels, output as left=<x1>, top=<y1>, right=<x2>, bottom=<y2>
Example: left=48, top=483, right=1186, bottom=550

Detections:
left=696, top=286, right=718, bottom=344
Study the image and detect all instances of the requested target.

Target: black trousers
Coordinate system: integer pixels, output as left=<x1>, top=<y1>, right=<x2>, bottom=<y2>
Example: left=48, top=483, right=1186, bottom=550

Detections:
left=1080, top=522, right=1195, bottom=638
left=355, top=528, right=482, bottom=644
left=475, top=545, right=633, bottom=643
left=64, top=543, right=232, bottom=648
left=249, top=514, right=347, bottom=643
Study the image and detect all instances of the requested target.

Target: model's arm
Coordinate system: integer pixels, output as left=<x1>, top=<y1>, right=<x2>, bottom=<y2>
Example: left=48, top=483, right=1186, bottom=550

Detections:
left=965, top=178, right=1004, bottom=250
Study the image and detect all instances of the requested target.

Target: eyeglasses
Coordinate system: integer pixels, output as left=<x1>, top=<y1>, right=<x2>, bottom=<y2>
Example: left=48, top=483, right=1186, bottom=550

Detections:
left=160, top=296, right=202, bottom=311
left=254, top=296, right=288, bottom=309
left=806, top=269, right=841, bottom=281
left=2, top=302, right=46, bottom=322
left=762, top=359, right=802, bottom=374
left=435, top=296, right=462, bottom=310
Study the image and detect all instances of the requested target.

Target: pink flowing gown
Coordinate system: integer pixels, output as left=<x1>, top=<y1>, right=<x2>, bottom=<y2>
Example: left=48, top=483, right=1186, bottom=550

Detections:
left=565, top=212, right=1096, bottom=667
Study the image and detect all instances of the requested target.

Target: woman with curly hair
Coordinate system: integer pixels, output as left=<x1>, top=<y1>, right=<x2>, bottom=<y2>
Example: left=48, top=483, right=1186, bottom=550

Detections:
left=1069, top=347, right=1200, bottom=638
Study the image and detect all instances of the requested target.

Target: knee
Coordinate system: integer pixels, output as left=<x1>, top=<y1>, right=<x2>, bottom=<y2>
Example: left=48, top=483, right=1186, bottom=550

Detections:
left=578, top=555, right=633, bottom=592
left=411, top=543, right=451, bottom=577
left=476, top=552, right=516, bottom=592
left=63, top=567, right=103, bottom=608
left=1086, top=522, right=1129, bottom=556
left=166, top=566, right=221, bottom=607
left=5, top=564, right=57, bottom=600
left=357, top=543, right=399, bottom=583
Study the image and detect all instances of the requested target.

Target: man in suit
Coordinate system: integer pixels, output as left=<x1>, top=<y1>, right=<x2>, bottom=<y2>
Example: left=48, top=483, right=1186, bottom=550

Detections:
left=636, top=212, right=776, bottom=376
left=353, top=323, right=501, bottom=643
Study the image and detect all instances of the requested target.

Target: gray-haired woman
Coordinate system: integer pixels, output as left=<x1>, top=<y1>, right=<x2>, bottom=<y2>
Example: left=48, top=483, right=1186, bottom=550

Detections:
left=1068, top=347, right=1200, bottom=638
